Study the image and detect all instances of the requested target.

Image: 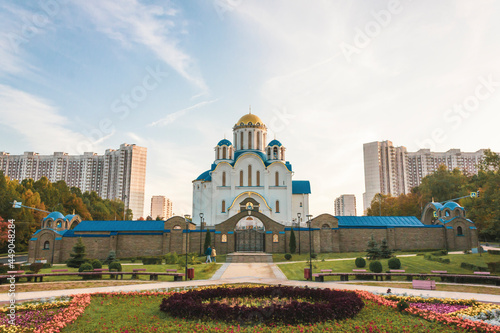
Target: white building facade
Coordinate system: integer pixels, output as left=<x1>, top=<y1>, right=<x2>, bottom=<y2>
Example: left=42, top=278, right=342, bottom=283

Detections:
left=192, top=113, right=311, bottom=226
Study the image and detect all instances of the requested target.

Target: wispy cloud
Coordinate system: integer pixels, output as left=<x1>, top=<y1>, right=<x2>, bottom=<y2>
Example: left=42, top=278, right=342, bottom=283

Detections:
left=149, top=99, right=219, bottom=127
left=0, top=84, right=93, bottom=154
left=74, top=0, right=207, bottom=92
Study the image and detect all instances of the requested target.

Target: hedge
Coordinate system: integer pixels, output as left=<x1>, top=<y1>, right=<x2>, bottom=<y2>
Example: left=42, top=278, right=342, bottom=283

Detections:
left=460, top=262, right=488, bottom=272
left=142, top=257, right=163, bottom=265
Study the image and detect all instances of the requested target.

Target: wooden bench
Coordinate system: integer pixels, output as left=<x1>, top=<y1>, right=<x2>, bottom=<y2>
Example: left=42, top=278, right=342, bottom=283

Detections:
left=320, top=269, right=332, bottom=273
left=412, top=279, right=436, bottom=290
left=474, top=271, right=490, bottom=275
left=165, top=269, right=177, bottom=272
left=390, top=270, right=405, bottom=273
left=165, top=269, right=184, bottom=281
left=7, top=271, right=25, bottom=274
left=94, top=268, right=109, bottom=272
left=51, top=269, right=68, bottom=273
left=352, top=269, right=367, bottom=272
left=431, top=270, right=447, bottom=274
left=132, top=269, right=147, bottom=279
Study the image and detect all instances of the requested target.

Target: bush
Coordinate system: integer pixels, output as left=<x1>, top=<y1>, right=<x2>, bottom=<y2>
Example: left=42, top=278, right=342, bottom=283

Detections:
left=130, top=258, right=136, bottom=263
left=424, top=255, right=450, bottom=264
left=103, top=250, right=116, bottom=265
left=109, top=261, right=122, bottom=272
left=67, top=237, right=86, bottom=268
left=397, top=300, right=409, bottom=312
left=431, top=249, right=448, bottom=256
left=142, top=257, right=163, bottom=265
left=29, top=263, right=44, bottom=273
left=0, top=264, right=7, bottom=274
left=369, top=260, right=383, bottom=273
left=310, top=253, right=317, bottom=259
left=164, top=252, right=179, bottom=265
left=78, top=263, right=93, bottom=272
left=284, top=253, right=292, bottom=260
left=91, top=259, right=102, bottom=269
left=355, top=257, right=366, bottom=268
left=42, top=263, right=52, bottom=269
left=388, top=258, right=401, bottom=269
left=460, top=262, right=488, bottom=272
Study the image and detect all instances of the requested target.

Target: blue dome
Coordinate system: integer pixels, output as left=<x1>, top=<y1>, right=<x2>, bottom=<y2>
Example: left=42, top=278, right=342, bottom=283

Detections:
left=443, top=201, right=463, bottom=210
left=267, top=139, right=282, bottom=147
left=217, top=139, right=232, bottom=146
left=196, top=170, right=212, bottom=181
left=64, top=214, right=77, bottom=221
left=43, top=211, right=65, bottom=221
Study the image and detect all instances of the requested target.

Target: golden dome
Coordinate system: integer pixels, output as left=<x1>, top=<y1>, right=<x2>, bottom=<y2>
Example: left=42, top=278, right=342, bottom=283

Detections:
left=236, top=113, right=263, bottom=126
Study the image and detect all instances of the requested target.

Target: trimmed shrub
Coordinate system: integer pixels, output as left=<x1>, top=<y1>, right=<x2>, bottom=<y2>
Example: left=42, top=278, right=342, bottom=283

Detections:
left=369, top=260, right=383, bottom=273
left=91, top=259, right=102, bottom=269
left=103, top=250, right=117, bottom=265
left=397, top=300, right=409, bottom=312
left=388, top=257, right=401, bottom=269
left=29, top=263, right=44, bottom=273
left=460, top=262, right=488, bottom=272
left=109, top=261, right=122, bottom=272
left=289, top=229, right=297, bottom=254
left=78, top=263, right=93, bottom=272
left=431, top=249, right=448, bottom=256
left=310, top=253, right=317, bottom=259
left=424, top=255, right=450, bottom=264
left=284, top=253, right=292, bottom=261
left=355, top=257, right=366, bottom=268
left=142, top=257, right=163, bottom=265
left=489, top=249, right=500, bottom=255
left=164, top=252, right=178, bottom=265
left=67, top=237, right=86, bottom=268
left=0, top=264, right=7, bottom=274
left=42, top=263, right=52, bottom=269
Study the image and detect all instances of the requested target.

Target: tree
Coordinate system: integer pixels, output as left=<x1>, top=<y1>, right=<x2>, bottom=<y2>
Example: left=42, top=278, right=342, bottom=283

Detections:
left=366, top=235, right=381, bottom=260
left=0, top=216, right=8, bottom=250
left=203, top=230, right=211, bottom=253
left=103, top=250, right=116, bottom=265
left=155, top=216, right=163, bottom=221
left=289, top=228, right=297, bottom=254
left=67, top=238, right=86, bottom=268
left=146, top=216, right=153, bottom=221
left=380, top=238, right=393, bottom=258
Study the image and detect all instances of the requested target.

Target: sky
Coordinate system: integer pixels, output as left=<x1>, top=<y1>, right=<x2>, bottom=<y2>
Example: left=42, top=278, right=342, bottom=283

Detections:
left=1, top=0, right=500, bottom=219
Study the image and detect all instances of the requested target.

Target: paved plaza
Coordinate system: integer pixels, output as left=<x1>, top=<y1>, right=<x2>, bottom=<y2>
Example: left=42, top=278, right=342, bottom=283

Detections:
left=2, top=262, right=499, bottom=304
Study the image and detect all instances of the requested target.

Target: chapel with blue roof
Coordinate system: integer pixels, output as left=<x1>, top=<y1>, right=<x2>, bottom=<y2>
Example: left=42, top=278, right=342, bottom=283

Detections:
left=27, top=113, right=477, bottom=263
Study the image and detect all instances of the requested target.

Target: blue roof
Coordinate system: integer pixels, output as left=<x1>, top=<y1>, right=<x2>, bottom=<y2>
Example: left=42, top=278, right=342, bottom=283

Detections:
left=72, top=220, right=165, bottom=232
left=443, top=201, right=463, bottom=210
left=336, top=216, right=424, bottom=227
left=43, top=211, right=65, bottom=221
left=268, top=139, right=282, bottom=147
left=196, top=170, right=212, bottom=181
left=65, top=214, right=77, bottom=220
left=33, top=228, right=68, bottom=236
left=217, top=139, right=232, bottom=146
left=292, top=180, right=311, bottom=194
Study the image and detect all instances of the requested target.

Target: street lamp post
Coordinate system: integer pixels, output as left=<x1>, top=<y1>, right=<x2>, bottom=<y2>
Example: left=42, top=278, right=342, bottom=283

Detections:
left=199, top=213, right=204, bottom=255
left=184, top=214, right=191, bottom=281
left=297, top=213, right=301, bottom=255
left=307, top=214, right=313, bottom=281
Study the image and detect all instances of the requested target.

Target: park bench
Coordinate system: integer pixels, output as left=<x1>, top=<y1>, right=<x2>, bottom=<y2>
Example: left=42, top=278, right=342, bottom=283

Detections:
left=431, top=270, right=447, bottom=274
left=320, top=269, right=332, bottom=273
left=474, top=271, right=490, bottom=275
left=94, top=268, right=109, bottom=272
left=165, top=269, right=185, bottom=281
left=131, top=268, right=147, bottom=279
left=412, top=279, right=436, bottom=290
left=7, top=271, right=25, bottom=274
left=51, top=269, right=68, bottom=273
left=352, top=269, right=367, bottom=272
left=390, top=270, right=405, bottom=273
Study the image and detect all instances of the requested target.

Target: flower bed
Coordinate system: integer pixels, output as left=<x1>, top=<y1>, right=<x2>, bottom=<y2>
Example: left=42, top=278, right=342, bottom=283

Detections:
left=160, top=285, right=365, bottom=325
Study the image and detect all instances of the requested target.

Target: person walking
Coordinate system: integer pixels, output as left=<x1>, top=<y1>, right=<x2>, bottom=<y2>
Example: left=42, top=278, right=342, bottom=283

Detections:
left=211, top=247, right=217, bottom=263
left=205, top=245, right=212, bottom=263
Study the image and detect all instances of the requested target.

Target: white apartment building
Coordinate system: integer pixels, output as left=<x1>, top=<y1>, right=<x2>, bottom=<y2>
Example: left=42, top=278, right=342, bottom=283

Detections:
left=150, top=196, right=173, bottom=220
left=334, top=194, right=357, bottom=216
left=363, top=140, right=493, bottom=213
left=0, top=143, right=147, bottom=219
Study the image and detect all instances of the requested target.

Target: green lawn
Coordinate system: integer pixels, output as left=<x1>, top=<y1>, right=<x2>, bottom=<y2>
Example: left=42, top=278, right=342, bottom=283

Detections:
left=278, top=253, right=498, bottom=281
left=27, top=263, right=221, bottom=283
left=273, top=251, right=368, bottom=262
left=62, top=292, right=464, bottom=332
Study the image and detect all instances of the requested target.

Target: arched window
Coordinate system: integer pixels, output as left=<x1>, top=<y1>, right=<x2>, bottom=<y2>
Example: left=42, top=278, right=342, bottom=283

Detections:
left=43, top=241, right=50, bottom=250
left=222, top=172, right=226, bottom=186
left=281, top=147, right=285, bottom=160
left=248, top=165, right=252, bottom=186
left=273, top=147, right=278, bottom=159
left=267, top=148, right=271, bottom=159
left=257, top=132, right=260, bottom=150
left=229, top=148, right=232, bottom=160
left=275, top=200, right=280, bottom=213
left=217, top=148, right=220, bottom=160
left=240, top=132, right=244, bottom=150
left=300, top=202, right=303, bottom=207
left=65, top=221, right=68, bottom=229
left=56, top=221, right=61, bottom=228
left=457, top=226, right=463, bottom=236
left=248, top=132, right=252, bottom=149
left=256, top=171, right=260, bottom=186
left=240, top=170, right=244, bottom=186
left=222, top=200, right=226, bottom=213
left=275, top=171, right=279, bottom=186
left=222, top=146, right=227, bottom=159
left=173, top=225, right=182, bottom=230
left=322, top=224, right=330, bottom=230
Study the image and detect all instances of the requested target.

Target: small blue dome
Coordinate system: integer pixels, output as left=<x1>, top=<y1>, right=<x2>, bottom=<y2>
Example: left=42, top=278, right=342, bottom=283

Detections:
left=196, top=170, right=212, bottom=181
left=64, top=214, right=77, bottom=221
left=43, top=211, right=65, bottom=221
left=217, top=139, right=232, bottom=146
left=443, top=201, right=463, bottom=210
left=267, top=139, right=282, bottom=147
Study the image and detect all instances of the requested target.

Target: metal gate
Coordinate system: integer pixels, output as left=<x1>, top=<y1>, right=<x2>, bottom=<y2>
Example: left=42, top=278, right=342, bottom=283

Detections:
left=235, top=229, right=265, bottom=252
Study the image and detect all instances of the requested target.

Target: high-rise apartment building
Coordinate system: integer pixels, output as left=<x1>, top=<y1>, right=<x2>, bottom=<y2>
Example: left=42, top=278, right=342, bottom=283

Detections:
left=334, top=194, right=357, bottom=216
left=150, top=196, right=173, bottom=220
left=0, top=143, right=147, bottom=219
left=363, top=141, right=409, bottom=212
left=363, top=140, right=493, bottom=213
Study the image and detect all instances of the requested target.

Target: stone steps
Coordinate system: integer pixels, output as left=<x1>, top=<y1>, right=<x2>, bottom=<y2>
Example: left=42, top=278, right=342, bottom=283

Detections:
left=226, top=253, right=273, bottom=263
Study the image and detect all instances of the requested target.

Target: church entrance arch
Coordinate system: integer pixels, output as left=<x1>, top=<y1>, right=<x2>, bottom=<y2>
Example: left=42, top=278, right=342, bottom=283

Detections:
left=235, top=217, right=265, bottom=252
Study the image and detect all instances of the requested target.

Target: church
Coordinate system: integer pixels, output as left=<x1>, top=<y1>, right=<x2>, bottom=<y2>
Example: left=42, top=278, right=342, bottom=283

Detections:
left=192, top=112, right=311, bottom=227
left=27, top=112, right=478, bottom=263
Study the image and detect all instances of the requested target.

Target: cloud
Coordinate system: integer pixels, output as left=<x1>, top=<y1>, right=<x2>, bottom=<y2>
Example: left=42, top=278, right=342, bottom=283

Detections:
left=0, top=84, right=95, bottom=154
left=74, top=0, right=207, bottom=92
left=149, top=99, right=219, bottom=127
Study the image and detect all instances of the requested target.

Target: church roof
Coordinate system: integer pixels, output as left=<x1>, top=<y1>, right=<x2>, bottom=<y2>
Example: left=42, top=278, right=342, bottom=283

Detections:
left=292, top=180, right=311, bottom=194
left=217, top=139, right=232, bottom=146
left=43, top=211, right=65, bottom=221
left=235, top=113, right=263, bottom=126
left=336, top=216, right=425, bottom=227
left=72, top=220, right=165, bottom=232
left=196, top=170, right=212, bottom=181
left=267, top=139, right=282, bottom=147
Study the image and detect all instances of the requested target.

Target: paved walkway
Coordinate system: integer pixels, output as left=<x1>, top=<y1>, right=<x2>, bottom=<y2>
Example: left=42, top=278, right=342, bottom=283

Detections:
left=2, top=262, right=499, bottom=304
